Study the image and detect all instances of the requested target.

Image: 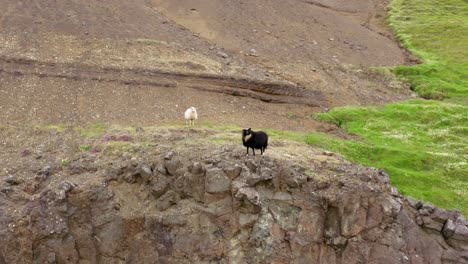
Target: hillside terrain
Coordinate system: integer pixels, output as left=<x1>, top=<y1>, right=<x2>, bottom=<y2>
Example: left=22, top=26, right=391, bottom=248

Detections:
left=0, top=126, right=467, bottom=263
left=0, top=0, right=414, bottom=128
left=307, top=0, right=467, bottom=215
left=1, top=0, right=467, bottom=263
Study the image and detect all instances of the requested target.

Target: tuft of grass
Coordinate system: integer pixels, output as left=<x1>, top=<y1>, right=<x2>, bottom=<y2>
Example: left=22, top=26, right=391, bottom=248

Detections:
left=79, top=145, right=91, bottom=151
left=59, top=158, right=69, bottom=167
left=311, top=100, right=468, bottom=215
left=286, top=112, right=296, bottom=119
left=102, top=141, right=133, bottom=153
left=388, top=0, right=468, bottom=99
left=45, top=124, right=67, bottom=132
left=79, top=123, right=108, bottom=138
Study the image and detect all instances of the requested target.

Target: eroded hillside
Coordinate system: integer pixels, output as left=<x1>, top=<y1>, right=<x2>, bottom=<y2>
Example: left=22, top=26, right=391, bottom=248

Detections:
left=0, top=126, right=467, bottom=263
left=0, top=0, right=414, bottom=128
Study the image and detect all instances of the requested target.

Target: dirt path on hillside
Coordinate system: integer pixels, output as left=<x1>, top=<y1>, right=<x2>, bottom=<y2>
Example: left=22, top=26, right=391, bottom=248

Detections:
left=0, top=59, right=327, bottom=131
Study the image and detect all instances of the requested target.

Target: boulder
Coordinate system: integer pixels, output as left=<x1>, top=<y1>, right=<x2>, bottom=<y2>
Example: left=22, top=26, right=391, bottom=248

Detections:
left=205, top=168, right=231, bottom=194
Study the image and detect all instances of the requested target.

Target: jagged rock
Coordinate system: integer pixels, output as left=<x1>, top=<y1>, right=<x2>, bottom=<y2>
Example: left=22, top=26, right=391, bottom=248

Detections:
left=245, top=160, right=257, bottom=172
left=452, top=223, right=468, bottom=242
left=272, top=191, right=292, bottom=201
left=419, top=208, right=431, bottom=216
left=442, top=248, right=468, bottom=263
left=415, top=200, right=424, bottom=210
left=203, top=195, right=233, bottom=217
left=205, top=168, right=231, bottom=194
left=216, top=51, right=229, bottom=58
left=295, top=205, right=325, bottom=244
left=184, top=171, right=205, bottom=202
left=162, top=214, right=187, bottom=226
left=279, top=166, right=308, bottom=188
left=422, top=202, right=435, bottom=212
left=68, top=160, right=92, bottom=175
left=246, top=166, right=275, bottom=186
left=381, top=196, right=402, bottom=222
left=156, top=190, right=181, bottom=211
left=164, top=151, right=175, bottom=160
left=189, top=162, right=205, bottom=175
left=0, top=186, right=12, bottom=194
left=58, top=181, right=77, bottom=192
left=248, top=48, right=259, bottom=57
left=5, top=176, right=20, bottom=185
left=56, top=181, right=77, bottom=200
left=34, top=165, right=53, bottom=181
left=249, top=210, right=274, bottom=251
left=376, top=169, right=390, bottom=184
left=235, top=187, right=260, bottom=205
left=324, top=206, right=340, bottom=239
left=406, top=196, right=419, bottom=208
left=164, top=158, right=182, bottom=176
left=223, top=164, right=242, bottom=179
left=1, top=136, right=467, bottom=264
left=339, top=191, right=367, bottom=237
left=239, top=213, right=258, bottom=228
left=443, top=219, right=456, bottom=239
left=150, top=175, right=170, bottom=198
left=37, top=165, right=53, bottom=178
left=326, top=236, right=347, bottom=246
left=136, top=163, right=153, bottom=180
left=420, top=208, right=454, bottom=233
left=122, top=162, right=153, bottom=183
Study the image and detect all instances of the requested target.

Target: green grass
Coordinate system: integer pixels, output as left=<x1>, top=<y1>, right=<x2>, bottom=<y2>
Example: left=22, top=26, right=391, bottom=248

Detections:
left=45, top=124, right=67, bottom=132
left=78, top=123, right=108, bottom=138
left=304, top=0, right=468, bottom=215
left=264, top=129, right=306, bottom=143
left=59, top=158, right=69, bottom=167
left=79, top=144, right=91, bottom=151
left=388, top=0, right=468, bottom=99
left=310, top=100, right=468, bottom=214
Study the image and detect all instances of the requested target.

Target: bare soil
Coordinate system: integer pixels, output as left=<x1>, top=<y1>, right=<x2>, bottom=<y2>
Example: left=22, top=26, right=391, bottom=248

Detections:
left=0, top=0, right=415, bottom=131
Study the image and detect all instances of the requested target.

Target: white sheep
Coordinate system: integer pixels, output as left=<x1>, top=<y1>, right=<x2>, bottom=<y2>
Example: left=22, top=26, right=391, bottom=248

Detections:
left=184, top=107, right=198, bottom=126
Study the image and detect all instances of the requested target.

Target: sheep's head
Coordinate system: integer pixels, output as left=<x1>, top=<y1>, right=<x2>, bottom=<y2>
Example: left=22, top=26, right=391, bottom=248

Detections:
left=242, top=128, right=253, bottom=141
left=242, top=128, right=252, bottom=136
left=191, top=107, right=197, bottom=113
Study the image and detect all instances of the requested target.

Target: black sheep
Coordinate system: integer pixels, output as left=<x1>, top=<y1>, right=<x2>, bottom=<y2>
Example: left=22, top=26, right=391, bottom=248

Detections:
left=242, top=128, right=268, bottom=156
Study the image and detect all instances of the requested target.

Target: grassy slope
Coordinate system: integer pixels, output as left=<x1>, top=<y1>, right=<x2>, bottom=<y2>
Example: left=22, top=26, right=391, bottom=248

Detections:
left=307, top=0, right=468, bottom=215
left=389, top=0, right=468, bottom=99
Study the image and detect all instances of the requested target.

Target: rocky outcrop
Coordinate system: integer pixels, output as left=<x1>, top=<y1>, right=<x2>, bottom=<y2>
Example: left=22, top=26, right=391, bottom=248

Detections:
left=1, top=142, right=467, bottom=263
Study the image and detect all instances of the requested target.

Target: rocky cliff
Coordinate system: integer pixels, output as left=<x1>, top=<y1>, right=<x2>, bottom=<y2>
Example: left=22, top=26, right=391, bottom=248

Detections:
left=0, top=127, right=467, bottom=263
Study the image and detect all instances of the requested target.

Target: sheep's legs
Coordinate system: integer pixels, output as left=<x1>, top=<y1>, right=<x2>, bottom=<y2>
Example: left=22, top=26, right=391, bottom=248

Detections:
left=246, top=148, right=257, bottom=156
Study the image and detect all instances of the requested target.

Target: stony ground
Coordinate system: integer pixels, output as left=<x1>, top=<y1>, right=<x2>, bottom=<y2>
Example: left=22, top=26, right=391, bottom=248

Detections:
left=0, top=0, right=415, bottom=129
left=0, top=126, right=467, bottom=263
